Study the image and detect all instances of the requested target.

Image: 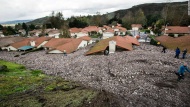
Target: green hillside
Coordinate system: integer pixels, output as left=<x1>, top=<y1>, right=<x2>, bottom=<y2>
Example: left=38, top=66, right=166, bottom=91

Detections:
left=27, top=1, right=189, bottom=28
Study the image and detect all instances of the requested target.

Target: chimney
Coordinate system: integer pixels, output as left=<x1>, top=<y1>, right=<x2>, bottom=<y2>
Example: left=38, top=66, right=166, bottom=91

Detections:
left=109, top=40, right=116, bottom=53
left=30, top=41, right=36, bottom=47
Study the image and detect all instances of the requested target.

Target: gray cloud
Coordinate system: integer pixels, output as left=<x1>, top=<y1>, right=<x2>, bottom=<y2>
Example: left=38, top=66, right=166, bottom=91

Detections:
left=0, top=0, right=187, bottom=22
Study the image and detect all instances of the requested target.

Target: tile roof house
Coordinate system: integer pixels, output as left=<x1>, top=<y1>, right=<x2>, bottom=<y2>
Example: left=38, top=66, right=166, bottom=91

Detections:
left=7, top=38, right=34, bottom=51
left=124, top=36, right=140, bottom=46
left=82, top=26, right=100, bottom=32
left=43, top=38, right=73, bottom=50
left=32, top=36, right=52, bottom=48
left=102, top=29, right=115, bottom=39
left=47, top=29, right=61, bottom=38
left=29, top=30, right=42, bottom=37
left=85, top=36, right=133, bottom=55
left=155, top=35, right=190, bottom=52
left=48, top=39, right=85, bottom=54
left=18, top=29, right=26, bottom=36
left=69, top=28, right=89, bottom=38
left=131, top=24, right=142, bottom=31
left=0, top=37, right=25, bottom=50
left=113, top=26, right=127, bottom=36
left=102, top=25, right=112, bottom=31
left=164, top=26, right=190, bottom=36
left=78, top=36, right=93, bottom=45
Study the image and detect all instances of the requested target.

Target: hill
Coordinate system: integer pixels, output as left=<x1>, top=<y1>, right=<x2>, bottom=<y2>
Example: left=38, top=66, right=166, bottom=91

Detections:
left=113, top=1, right=188, bottom=18
left=0, top=20, right=33, bottom=24
left=27, top=1, right=189, bottom=27
left=26, top=16, right=49, bottom=25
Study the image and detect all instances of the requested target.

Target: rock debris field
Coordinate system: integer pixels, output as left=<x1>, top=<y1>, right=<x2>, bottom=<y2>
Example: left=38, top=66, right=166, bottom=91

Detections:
left=1, top=43, right=190, bottom=107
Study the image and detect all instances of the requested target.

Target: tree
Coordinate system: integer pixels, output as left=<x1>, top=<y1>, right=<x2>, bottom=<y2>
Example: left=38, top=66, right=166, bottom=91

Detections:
left=49, top=11, right=64, bottom=29
left=0, top=24, right=4, bottom=30
left=134, top=9, right=147, bottom=26
left=3, top=26, right=16, bottom=36
left=60, top=23, right=70, bottom=38
left=29, top=24, right=36, bottom=31
left=68, top=17, right=88, bottom=28
left=122, top=11, right=134, bottom=29
left=15, top=23, right=22, bottom=30
left=22, top=23, right=28, bottom=36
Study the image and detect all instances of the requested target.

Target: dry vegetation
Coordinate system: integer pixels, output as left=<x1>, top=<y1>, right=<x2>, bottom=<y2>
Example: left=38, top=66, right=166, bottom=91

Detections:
left=0, top=43, right=190, bottom=106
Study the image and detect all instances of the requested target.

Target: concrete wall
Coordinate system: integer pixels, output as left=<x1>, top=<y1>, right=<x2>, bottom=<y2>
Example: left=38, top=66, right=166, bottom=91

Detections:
left=48, top=50, right=63, bottom=54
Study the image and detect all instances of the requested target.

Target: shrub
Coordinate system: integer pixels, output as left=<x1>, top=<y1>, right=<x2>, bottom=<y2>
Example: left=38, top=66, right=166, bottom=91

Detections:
left=0, top=65, right=9, bottom=72
left=150, top=39, right=158, bottom=46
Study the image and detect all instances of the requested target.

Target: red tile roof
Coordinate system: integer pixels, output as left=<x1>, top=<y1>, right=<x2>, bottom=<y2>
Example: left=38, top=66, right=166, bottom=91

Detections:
left=155, top=35, right=190, bottom=52
left=70, top=28, right=82, bottom=33
left=124, top=36, right=140, bottom=46
left=104, top=29, right=115, bottom=33
left=10, top=39, right=31, bottom=49
left=43, top=38, right=73, bottom=48
left=34, top=37, right=52, bottom=47
left=82, top=26, right=99, bottom=32
left=85, top=36, right=133, bottom=55
left=131, top=24, right=142, bottom=28
left=78, top=36, right=91, bottom=41
left=165, top=26, right=190, bottom=34
left=155, top=35, right=173, bottom=43
left=0, top=37, right=25, bottom=47
left=55, top=39, right=83, bottom=54
left=114, top=26, right=127, bottom=32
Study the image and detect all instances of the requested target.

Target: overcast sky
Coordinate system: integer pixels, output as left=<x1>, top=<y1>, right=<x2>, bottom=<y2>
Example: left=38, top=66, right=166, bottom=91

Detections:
left=0, top=0, right=187, bottom=22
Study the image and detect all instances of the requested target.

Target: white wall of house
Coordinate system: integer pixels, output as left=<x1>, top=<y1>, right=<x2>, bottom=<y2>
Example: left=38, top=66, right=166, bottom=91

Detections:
left=132, top=27, right=139, bottom=31
left=114, top=28, right=119, bottom=32
left=37, top=41, right=48, bottom=48
left=70, top=33, right=78, bottom=37
left=77, top=32, right=88, bottom=38
left=48, top=50, right=63, bottom=54
left=77, top=40, right=87, bottom=49
left=48, top=33, right=60, bottom=38
left=88, top=40, right=93, bottom=44
left=6, top=46, right=17, bottom=51
left=35, top=32, right=41, bottom=37
left=30, top=41, right=36, bottom=47
left=102, top=32, right=114, bottom=39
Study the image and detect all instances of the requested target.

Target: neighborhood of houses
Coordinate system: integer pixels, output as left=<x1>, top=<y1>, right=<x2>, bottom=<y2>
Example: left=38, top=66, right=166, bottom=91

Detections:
left=0, top=24, right=190, bottom=55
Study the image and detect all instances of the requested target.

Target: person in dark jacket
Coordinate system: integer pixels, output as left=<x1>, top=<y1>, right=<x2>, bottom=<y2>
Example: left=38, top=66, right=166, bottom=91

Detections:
left=182, top=49, right=187, bottom=59
left=161, top=46, right=167, bottom=53
left=175, top=62, right=190, bottom=81
left=174, top=47, right=180, bottom=59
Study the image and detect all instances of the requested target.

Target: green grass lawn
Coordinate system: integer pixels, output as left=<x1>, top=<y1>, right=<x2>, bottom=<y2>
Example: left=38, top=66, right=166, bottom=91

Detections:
left=0, top=60, right=98, bottom=107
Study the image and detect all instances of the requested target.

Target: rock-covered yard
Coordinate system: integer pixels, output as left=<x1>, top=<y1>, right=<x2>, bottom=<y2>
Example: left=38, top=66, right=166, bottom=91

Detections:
left=1, top=43, right=190, bottom=107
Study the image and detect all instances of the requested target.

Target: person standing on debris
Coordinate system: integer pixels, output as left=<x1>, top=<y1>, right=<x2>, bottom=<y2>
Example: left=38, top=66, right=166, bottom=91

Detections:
left=161, top=46, right=167, bottom=53
left=175, top=62, right=190, bottom=81
left=182, top=49, right=187, bottom=59
left=174, top=47, right=180, bottom=59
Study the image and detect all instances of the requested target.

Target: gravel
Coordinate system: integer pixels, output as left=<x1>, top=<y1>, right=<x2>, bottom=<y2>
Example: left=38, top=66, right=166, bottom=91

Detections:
left=1, top=43, right=190, bottom=107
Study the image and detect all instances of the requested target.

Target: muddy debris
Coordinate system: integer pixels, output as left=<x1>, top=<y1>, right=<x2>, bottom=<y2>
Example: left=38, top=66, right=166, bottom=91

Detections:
left=1, top=43, right=190, bottom=106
